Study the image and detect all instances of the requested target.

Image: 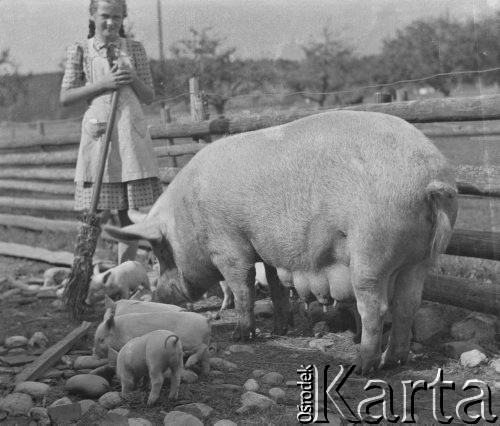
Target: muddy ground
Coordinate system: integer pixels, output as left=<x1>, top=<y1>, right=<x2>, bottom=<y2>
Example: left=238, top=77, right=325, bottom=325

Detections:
left=0, top=256, right=499, bottom=425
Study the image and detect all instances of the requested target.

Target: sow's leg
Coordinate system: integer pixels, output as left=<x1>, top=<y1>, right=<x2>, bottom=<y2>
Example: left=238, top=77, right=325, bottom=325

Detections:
left=381, top=263, right=426, bottom=369
left=264, top=263, right=292, bottom=335
left=215, top=256, right=257, bottom=341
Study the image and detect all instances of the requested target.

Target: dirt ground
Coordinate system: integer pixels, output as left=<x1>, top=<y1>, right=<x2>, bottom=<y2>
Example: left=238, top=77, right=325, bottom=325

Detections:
left=0, top=255, right=499, bottom=425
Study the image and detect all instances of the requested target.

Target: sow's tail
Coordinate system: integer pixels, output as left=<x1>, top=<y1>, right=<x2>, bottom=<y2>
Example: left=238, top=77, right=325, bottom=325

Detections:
left=164, top=335, right=180, bottom=349
left=426, top=181, right=458, bottom=260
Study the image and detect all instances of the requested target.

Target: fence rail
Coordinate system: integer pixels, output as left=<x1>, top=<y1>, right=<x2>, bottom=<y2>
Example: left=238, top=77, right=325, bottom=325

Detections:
left=0, top=89, right=499, bottom=315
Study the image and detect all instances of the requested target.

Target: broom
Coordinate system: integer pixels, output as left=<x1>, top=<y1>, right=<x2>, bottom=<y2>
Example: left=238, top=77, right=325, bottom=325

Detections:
left=63, top=89, right=120, bottom=319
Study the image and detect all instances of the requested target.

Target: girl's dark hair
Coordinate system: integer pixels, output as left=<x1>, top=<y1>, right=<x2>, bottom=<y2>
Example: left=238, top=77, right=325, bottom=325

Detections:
left=87, top=0, right=127, bottom=39
left=87, top=20, right=126, bottom=39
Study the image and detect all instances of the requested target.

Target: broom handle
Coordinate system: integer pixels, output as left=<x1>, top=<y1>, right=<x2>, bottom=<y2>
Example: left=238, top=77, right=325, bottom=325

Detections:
left=89, top=90, right=120, bottom=215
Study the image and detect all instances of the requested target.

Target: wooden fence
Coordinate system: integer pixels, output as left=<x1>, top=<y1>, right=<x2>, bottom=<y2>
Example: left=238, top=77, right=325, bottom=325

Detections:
left=0, top=89, right=499, bottom=316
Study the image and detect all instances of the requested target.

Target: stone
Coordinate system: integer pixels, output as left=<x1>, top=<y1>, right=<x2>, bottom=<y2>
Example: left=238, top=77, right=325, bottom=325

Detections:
left=214, top=421, right=238, bottom=426
left=252, top=369, right=268, bottom=378
left=14, top=381, right=50, bottom=397
left=163, top=410, right=203, bottom=426
left=181, top=369, right=199, bottom=384
left=65, top=374, right=110, bottom=398
left=442, top=341, right=486, bottom=359
left=79, top=399, right=98, bottom=415
left=0, top=354, right=37, bottom=366
left=98, top=391, right=123, bottom=409
left=209, top=357, right=237, bottom=371
left=228, top=344, right=255, bottom=354
left=40, top=368, right=64, bottom=379
left=254, top=299, right=274, bottom=318
left=450, top=313, right=498, bottom=345
left=176, top=402, right=215, bottom=420
left=28, top=407, right=50, bottom=425
left=211, top=378, right=224, bottom=385
left=491, top=358, right=500, bottom=374
left=8, top=347, right=26, bottom=355
left=89, top=364, right=116, bottom=382
left=129, top=418, right=153, bottom=426
left=208, top=370, right=224, bottom=378
left=285, top=380, right=296, bottom=387
left=237, top=391, right=276, bottom=413
left=37, top=288, right=58, bottom=298
left=47, top=402, right=82, bottom=425
left=27, top=332, right=49, bottom=349
left=309, top=338, right=335, bottom=352
left=96, top=412, right=129, bottom=425
left=50, top=397, right=72, bottom=407
left=261, top=372, right=284, bottom=385
left=244, top=378, right=259, bottom=392
left=73, top=355, right=109, bottom=370
left=0, top=392, right=34, bottom=416
left=63, top=370, right=77, bottom=379
left=4, top=335, right=28, bottom=348
left=268, top=387, right=286, bottom=403
left=460, top=349, right=488, bottom=368
left=412, top=304, right=448, bottom=343
left=109, top=407, right=130, bottom=417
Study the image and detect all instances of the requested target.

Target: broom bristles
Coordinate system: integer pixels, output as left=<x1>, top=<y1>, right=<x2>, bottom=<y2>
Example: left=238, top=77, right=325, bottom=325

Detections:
left=62, top=213, right=101, bottom=319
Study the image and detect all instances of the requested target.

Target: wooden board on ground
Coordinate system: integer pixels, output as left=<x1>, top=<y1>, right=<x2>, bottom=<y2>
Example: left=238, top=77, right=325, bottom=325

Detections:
left=15, top=321, right=92, bottom=384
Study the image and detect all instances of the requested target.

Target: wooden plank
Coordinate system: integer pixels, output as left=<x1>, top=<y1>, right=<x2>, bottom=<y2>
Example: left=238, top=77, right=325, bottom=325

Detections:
left=0, top=214, right=77, bottom=232
left=423, top=273, right=500, bottom=316
left=0, top=150, right=78, bottom=166
left=446, top=229, right=500, bottom=261
left=416, top=120, right=500, bottom=137
left=15, top=321, right=92, bottom=384
left=0, top=133, right=80, bottom=150
left=159, top=167, right=181, bottom=184
left=154, top=142, right=207, bottom=157
left=0, top=167, right=75, bottom=181
left=456, top=165, right=500, bottom=198
left=0, top=242, right=76, bottom=265
left=0, top=180, right=75, bottom=195
left=0, top=197, right=74, bottom=211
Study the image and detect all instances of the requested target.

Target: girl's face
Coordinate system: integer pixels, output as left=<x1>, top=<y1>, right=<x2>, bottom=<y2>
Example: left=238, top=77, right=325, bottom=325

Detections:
left=91, top=1, right=124, bottom=42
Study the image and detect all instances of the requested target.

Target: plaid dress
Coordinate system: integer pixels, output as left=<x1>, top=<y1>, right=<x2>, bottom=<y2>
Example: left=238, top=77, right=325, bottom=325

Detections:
left=61, top=37, right=162, bottom=211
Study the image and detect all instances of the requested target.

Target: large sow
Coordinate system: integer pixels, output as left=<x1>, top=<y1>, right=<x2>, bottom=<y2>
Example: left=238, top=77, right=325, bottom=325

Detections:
left=106, top=111, right=458, bottom=374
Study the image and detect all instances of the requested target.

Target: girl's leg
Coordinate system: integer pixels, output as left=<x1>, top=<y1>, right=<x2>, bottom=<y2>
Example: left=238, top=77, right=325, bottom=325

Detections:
left=117, top=209, right=138, bottom=263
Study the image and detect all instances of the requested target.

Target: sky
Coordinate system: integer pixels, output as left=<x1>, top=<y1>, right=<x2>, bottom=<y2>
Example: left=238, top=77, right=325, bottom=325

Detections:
left=1, top=0, right=500, bottom=74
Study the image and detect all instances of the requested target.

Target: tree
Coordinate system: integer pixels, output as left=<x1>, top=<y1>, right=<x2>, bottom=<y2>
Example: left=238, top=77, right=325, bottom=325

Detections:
left=0, top=49, right=27, bottom=120
left=170, top=27, right=270, bottom=116
left=286, top=27, right=356, bottom=107
left=376, top=16, right=482, bottom=96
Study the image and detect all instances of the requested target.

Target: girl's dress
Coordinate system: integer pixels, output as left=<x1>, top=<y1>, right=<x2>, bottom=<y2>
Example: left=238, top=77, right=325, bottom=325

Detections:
left=61, top=37, right=162, bottom=211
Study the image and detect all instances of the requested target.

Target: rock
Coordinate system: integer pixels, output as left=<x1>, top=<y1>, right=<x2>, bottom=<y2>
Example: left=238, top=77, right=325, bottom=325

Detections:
left=268, top=387, right=286, bottom=403
left=0, top=354, right=37, bottom=366
left=4, top=335, right=28, bottom=348
left=442, top=341, right=486, bottom=359
left=65, top=374, right=110, bottom=398
left=252, top=369, right=268, bottom=378
left=50, top=397, right=72, bottom=407
left=27, top=332, right=49, bottom=349
left=89, top=364, right=116, bottom=382
left=244, top=378, right=259, bottom=392
left=129, top=418, right=153, bottom=426
left=285, top=380, right=296, bottom=387
left=491, top=358, right=500, bottom=374
left=214, top=421, right=238, bottom=426
left=96, top=412, right=129, bottom=425
left=176, top=402, right=215, bottom=420
left=450, top=313, right=497, bottom=345
left=37, top=288, right=58, bottom=299
left=237, top=391, right=276, bottom=413
left=254, top=299, right=274, bottom=318
left=29, top=407, right=50, bottom=425
left=208, top=370, right=224, bottom=378
left=412, top=304, right=448, bottom=343
left=73, top=355, right=109, bottom=370
left=43, top=267, right=71, bottom=287
left=47, top=402, right=82, bottom=425
left=309, top=338, right=335, bottom=352
left=228, top=344, right=255, bottom=354
left=211, top=378, right=224, bottom=385
left=7, top=347, right=26, bottom=355
left=209, top=357, right=237, bottom=371
left=261, top=372, right=284, bottom=385
left=14, top=381, right=50, bottom=397
left=163, top=410, right=203, bottom=426
left=460, top=349, right=488, bottom=368
left=181, top=369, right=199, bottom=384
left=98, top=391, right=123, bottom=409
left=63, top=370, right=77, bottom=379
left=0, top=392, right=34, bottom=416
left=110, top=407, right=130, bottom=417
left=40, top=368, right=64, bottom=379
left=79, top=399, right=98, bottom=415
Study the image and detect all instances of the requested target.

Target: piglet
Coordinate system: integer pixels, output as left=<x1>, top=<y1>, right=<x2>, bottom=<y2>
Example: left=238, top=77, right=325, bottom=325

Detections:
left=85, top=261, right=151, bottom=305
left=116, top=329, right=183, bottom=405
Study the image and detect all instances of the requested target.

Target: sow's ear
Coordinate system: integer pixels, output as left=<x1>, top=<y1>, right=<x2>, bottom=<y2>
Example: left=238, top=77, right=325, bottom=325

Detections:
left=104, top=222, right=163, bottom=243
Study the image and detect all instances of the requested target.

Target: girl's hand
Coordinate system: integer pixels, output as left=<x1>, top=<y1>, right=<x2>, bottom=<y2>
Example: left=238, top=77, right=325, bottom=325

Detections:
left=100, top=64, right=133, bottom=90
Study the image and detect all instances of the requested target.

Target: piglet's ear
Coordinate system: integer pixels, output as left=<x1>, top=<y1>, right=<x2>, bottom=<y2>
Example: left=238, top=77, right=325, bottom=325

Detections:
left=93, top=263, right=100, bottom=276
left=105, top=314, right=115, bottom=329
left=104, top=295, right=116, bottom=310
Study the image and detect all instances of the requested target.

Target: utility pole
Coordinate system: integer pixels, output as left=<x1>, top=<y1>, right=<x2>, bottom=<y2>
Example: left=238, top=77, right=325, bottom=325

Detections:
left=157, top=0, right=165, bottom=62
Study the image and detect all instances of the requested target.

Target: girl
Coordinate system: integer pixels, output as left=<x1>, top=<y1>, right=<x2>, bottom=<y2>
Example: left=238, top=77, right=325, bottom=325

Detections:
left=60, top=0, right=162, bottom=263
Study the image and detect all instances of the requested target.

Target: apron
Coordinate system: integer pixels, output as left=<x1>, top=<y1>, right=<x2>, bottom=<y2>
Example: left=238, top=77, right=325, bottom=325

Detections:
left=75, top=38, right=160, bottom=183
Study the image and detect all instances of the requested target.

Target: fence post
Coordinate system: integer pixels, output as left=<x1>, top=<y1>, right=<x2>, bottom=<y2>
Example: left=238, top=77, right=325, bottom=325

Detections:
left=189, top=77, right=211, bottom=142
left=396, top=89, right=408, bottom=102
left=160, top=101, right=167, bottom=126
left=164, top=104, right=178, bottom=167
left=375, top=92, right=392, bottom=103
